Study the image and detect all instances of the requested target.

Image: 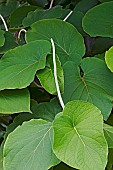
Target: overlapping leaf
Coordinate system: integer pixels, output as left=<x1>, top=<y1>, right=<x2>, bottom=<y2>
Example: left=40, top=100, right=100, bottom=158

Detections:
left=23, top=6, right=62, bottom=27
left=53, top=100, right=108, bottom=170
left=4, top=119, right=59, bottom=170
left=0, top=30, right=5, bottom=47
left=105, top=46, right=113, bottom=72
left=37, top=54, right=64, bottom=94
left=104, top=124, right=113, bottom=148
left=9, top=5, right=38, bottom=27
left=31, top=98, right=62, bottom=122
left=0, top=40, right=51, bottom=90
left=0, top=89, right=30, bottom=114
left=63, top=58, right=113, bottom=120
left=26, top=19, right=85, bottom=65
left=82, top=2, right=113, bottom=38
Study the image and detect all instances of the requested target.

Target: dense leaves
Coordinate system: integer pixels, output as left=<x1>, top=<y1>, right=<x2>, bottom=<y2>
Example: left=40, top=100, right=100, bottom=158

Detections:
left=0, top=1, right=113, bottom=170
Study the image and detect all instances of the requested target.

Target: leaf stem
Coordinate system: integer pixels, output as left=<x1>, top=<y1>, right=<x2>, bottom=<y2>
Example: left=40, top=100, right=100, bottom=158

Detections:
left=0, top=14, right=8, bottom=31
left=51, top=38, right=65, bottom=110
left=33, top=81, right=43, bottom=89
left=18, top=28, right=27, bottom=40
left=63, top=11, right=73, bottom=21
left=49, top=0, right=54, bottom=9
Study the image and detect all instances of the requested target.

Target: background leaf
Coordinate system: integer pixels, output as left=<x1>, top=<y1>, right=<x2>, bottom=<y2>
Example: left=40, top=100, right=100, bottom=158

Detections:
left=26, top=19, right=85, bottom=65
left=9, top=5, right=38, bottom=27
left=82, top=2, right=113, bottom=38
left=0, top=40, right=51, bottom=90
left=63, top=58, right=113, bottom=120
left=53, top=100, right=108, bottom=170
left=0, top=89, right=30, bottom=114
left=23, top=6, right=62, bottom=27
left=4, top=119, right=59, bottom=170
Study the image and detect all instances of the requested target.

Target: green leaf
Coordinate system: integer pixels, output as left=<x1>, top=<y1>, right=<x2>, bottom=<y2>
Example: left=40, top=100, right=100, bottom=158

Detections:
left=63, top=58, right=113, bottom=120
left=53, top=100, right=108, bottom=170
left=105, top=46, right=113, bottom=72
left=26, top=19, right=85, bottom=65
left=37, top=54, right=64, bottom=94
left=0, top=30, right=5, bottom=47
left=31, top=98, right=62, bottom=122
left=9, top=5, right=38, bottom=27
left=104, top=124, right=113, bottom=148
left=74, top=0, right=99, bottom=14
left=0, top=89, right=30, bottom=114
left=0, top=32, right=18, bottom=54
left=23, top=6, right=62, bottom=27
left=4, top=119, right=59, bottom=170
left=82, top=2, right=113, bottom=38
left=0, top=40, right=51, bottom=90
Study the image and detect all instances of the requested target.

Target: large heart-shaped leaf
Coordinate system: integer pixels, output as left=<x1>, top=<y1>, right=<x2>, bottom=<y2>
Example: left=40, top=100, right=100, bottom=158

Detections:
left=0, top=40, right=51, bottom=90
left=37, top=54, right=64, bottom=94
left=26, top=19, right=85, bottom=65
left=23, top=6, right=62, bottom=27
left=53, top=100, right=108, bottom=170
left=0, top=89, right=30, bottom=114
left=105, top=46, right=113, bottom=72
left=0, top=30, right=5, bottom=47
left=63, top=58, right=113, bottom=120
left=82, top=2, right=113, bottom=38
left=3, top=119, right=59, bottom=170
left=104, top=124, right=113, bottom=148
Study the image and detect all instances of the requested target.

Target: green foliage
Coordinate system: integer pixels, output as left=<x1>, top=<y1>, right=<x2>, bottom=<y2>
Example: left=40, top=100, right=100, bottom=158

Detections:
left=1, top=0, right=113, bottom=169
